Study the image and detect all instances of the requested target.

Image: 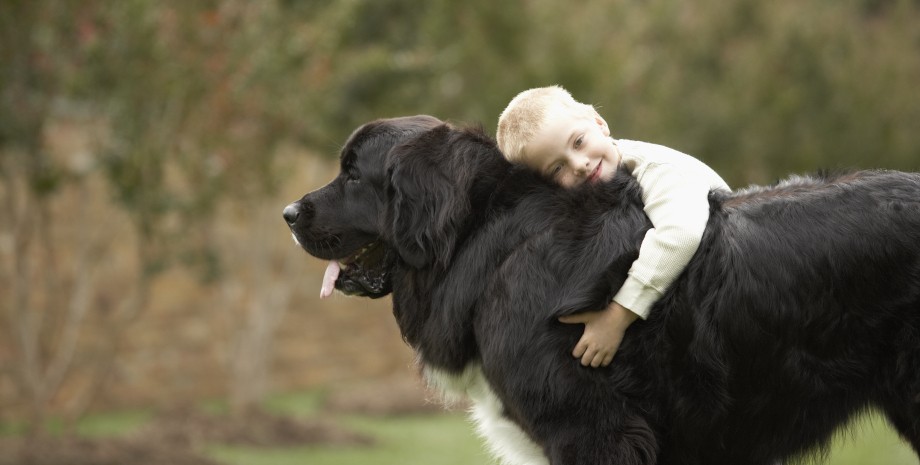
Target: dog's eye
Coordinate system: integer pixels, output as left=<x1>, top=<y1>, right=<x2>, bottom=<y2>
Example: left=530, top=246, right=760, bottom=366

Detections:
left=345, top=172, right=361, bottom=184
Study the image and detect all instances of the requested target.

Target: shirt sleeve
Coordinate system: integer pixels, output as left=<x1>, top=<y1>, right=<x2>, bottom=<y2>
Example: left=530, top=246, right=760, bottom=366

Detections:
left=612, top=160, right=715, bottom=319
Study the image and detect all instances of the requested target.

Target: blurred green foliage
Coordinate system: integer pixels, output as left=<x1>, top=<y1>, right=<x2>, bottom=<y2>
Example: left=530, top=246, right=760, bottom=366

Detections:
left=3, top=0, right=919, bottom=196
left=279, top=0, right=920, bottom=185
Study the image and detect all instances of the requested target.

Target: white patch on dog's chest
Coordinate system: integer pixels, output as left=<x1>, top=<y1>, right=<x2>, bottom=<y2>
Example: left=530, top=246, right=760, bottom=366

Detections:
left=423, top=364, right=549, bottom=465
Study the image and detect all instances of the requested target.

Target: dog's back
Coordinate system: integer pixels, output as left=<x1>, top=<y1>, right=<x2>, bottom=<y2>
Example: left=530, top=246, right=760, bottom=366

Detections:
left=666, top=170, right=920, bottom=462
left=466, top=169, right=920, bottom=464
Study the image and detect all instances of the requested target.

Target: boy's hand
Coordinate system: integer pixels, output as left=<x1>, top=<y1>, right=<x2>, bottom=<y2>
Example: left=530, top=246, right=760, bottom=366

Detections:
left=558, top=302, right=639, bottom=368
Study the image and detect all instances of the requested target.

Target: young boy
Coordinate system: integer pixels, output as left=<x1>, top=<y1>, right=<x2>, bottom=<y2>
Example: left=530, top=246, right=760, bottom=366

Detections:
left=497, top=85, right=730, bottom=368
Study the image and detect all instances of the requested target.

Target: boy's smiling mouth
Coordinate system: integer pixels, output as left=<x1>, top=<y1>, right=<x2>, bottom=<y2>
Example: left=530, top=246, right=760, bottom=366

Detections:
left=586, top=161, right=602, bottom=183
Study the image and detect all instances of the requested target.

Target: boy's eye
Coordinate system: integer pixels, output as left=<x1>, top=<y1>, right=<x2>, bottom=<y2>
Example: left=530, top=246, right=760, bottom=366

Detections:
left=549, top=164, right=562, bottom=178
left=574, top=135, right=583, bottom=149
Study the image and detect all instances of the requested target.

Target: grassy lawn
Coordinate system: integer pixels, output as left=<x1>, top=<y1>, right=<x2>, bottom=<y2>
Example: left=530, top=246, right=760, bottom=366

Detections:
left=208, top=413, right=488, bottom=465
left=208, top=389, right=918, bottom=465
left=207, top=411, right=918, bottom=465
left=809, top=414, right=918, bottom=465
left=0, top=408, right=153, bottom=438
left=208, top=388, right=487, bottom=465
left=3, top=389, right=917, bottom=465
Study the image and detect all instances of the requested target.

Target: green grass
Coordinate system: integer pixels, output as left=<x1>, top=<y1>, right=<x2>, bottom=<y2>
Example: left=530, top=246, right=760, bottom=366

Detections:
left=207, top=413, right=488, bottom=465
left=0, top=409, right=152, bottom=438
left=74, top=409, right=153, bottom=437
left=262, top=389, right=326, bottom=417
left=198, top=389, right=326, bottom=417
left=802, top=413, right=918, bottom=465
left=205, top=404, right=918, bottom=465
left=3, top=390, right=917, bottom=465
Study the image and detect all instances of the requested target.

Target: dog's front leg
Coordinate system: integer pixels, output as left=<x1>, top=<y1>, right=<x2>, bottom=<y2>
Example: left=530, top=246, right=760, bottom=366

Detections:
left=542, top=415, right=658, bottom=465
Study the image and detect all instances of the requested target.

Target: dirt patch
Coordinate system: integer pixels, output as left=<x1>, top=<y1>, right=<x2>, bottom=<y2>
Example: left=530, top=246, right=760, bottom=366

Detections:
left=0, top=408, right=372, bottom=465
left=137, top=406, right=373, bottom=448
left=0, top=436, right=222, bottom=465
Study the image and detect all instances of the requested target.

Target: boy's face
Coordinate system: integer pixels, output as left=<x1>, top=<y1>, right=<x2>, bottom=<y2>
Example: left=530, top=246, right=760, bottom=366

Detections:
left=521, top=107, right=621, bottom=188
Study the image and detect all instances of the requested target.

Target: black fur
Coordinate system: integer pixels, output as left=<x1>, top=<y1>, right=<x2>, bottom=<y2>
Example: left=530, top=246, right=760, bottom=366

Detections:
left=284, top=115, right=920, bottom=465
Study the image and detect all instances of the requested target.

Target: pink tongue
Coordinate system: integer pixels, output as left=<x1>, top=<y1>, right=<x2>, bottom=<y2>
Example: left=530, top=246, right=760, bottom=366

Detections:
left=320, top=260, right=341, bottom=299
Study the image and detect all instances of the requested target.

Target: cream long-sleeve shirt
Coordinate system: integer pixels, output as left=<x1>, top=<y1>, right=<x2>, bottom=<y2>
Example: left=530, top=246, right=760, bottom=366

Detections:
left=611, top=139, right=730, bottom=319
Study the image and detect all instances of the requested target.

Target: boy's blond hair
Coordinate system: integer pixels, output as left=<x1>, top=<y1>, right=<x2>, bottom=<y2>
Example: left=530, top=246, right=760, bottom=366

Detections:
left=496, top=85, right=596, bottom=162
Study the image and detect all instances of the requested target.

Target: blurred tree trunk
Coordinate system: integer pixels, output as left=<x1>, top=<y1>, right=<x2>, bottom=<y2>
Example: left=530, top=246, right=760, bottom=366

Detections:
left=0, top=0, right=91, bottom=436
left=0, top=0, right=190, bottom=434
left=217, top=205, right=298, bottom=416
left=0, top=144, right=152, bottom=436
left=2, top=0, right=300, bottom=427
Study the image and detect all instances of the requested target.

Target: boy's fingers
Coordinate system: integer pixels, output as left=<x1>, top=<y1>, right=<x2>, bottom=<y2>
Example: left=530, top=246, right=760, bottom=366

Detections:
left=580, top=348, right=596, bottom=366
left=600, top=342, right=620, bottom=367
left=572, top=340, right=588, bottom=358
left=590, top=352, right=606, bottom=368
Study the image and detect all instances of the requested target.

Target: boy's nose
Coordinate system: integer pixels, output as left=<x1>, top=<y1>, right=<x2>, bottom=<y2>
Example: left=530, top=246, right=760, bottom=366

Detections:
left=570, top=156, right=590, bottom=175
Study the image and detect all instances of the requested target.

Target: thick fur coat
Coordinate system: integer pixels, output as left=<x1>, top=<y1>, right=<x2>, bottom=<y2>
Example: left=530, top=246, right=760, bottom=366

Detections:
left=283, top=115, right=920, bottom=465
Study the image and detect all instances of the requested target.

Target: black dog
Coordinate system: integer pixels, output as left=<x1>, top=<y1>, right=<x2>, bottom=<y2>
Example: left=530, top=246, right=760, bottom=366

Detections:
left=283, top=115, right=920, bottom=465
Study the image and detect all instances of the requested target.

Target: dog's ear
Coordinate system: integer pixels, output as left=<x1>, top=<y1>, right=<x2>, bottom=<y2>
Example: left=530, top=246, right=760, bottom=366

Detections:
left=386, top=125, right=472, bottom=269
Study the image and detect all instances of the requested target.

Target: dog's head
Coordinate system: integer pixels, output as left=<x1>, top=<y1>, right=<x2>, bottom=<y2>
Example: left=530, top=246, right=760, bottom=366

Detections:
left=284, top=115, right=506, bottom=298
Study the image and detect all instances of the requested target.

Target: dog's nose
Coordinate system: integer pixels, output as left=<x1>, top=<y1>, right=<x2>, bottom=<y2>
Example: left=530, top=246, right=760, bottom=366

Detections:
left=283, top=203, right=300, bottom=225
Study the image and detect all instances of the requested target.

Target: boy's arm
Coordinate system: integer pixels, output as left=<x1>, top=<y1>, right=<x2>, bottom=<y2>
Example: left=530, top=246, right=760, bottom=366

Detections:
left=559, top=141, right=728, bottom=367
left=560, top=161, right=713, bottom=366
left=613, top=160, right=714, bottom=318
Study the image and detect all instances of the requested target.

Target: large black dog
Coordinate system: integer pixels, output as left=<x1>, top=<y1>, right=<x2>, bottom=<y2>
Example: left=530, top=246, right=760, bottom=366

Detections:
left=283, top=115, right=920, bottom=465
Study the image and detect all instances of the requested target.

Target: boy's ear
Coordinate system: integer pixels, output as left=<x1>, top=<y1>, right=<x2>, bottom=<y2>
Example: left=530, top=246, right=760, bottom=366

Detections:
left=593, top=111, right=610, bottom=137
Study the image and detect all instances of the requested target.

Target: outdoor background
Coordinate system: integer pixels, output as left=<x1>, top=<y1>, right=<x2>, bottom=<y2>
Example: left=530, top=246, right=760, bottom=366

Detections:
left=1, top=1, right=919, bottom=464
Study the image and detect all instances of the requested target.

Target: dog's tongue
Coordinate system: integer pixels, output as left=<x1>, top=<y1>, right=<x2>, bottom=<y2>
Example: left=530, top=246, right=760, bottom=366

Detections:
left=320, top=260, right=340, bottom=299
